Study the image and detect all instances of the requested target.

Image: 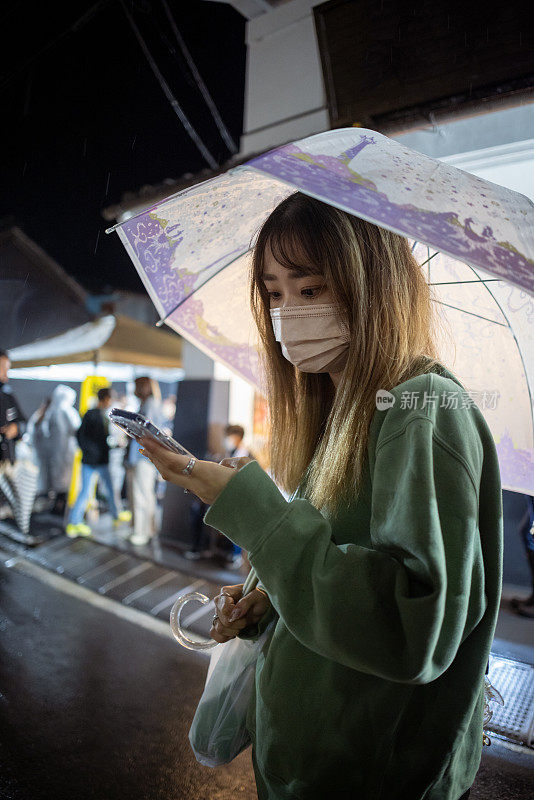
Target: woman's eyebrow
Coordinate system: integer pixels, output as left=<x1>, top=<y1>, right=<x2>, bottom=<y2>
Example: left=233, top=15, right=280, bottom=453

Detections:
left=263, top=270, right=316, bottom=281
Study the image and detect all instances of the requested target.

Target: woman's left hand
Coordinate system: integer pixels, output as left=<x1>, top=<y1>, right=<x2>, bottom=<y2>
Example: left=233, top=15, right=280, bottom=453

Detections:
left=139, top=437, right=254, bottom=505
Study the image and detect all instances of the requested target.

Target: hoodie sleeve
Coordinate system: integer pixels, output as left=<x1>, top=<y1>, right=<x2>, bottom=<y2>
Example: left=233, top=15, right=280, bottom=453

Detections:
left=204, top=416, right=487, bottom=683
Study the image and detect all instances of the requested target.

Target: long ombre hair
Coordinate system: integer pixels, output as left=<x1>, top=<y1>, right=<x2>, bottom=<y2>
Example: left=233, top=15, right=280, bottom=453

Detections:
left=249, top=192, right=448, bottom=516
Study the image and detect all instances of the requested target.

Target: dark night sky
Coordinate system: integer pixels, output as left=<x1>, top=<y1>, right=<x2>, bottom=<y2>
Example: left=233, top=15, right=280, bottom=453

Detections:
left=2, top=0, right=246, bottom=293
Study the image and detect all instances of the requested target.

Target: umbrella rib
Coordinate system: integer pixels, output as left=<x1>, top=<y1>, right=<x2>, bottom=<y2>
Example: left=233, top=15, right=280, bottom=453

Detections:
left=429, top=279, right=501, bottom=286
left=156, top=247, right=253, bottom=327
left=462, top=263, right=511, bottom=328
left=432, top=299, right=508, bottom=327
left=418, top=251, right=439, bottom=269
left=465, top=264, right=534, bottom=429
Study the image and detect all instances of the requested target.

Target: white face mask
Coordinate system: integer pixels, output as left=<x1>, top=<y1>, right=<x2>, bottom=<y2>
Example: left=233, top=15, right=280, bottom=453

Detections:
left=270, top=303, right=351, bottom=373
left=224, top=436, right=235, bottom=451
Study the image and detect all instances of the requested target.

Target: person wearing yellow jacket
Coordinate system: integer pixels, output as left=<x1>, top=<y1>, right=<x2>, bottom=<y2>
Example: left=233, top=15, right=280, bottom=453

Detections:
left=140, top=193, right=503, bottom=800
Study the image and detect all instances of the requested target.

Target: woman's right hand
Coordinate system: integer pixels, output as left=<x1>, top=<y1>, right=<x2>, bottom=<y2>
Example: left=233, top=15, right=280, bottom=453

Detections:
left=210, top=583, right=271, bottom=644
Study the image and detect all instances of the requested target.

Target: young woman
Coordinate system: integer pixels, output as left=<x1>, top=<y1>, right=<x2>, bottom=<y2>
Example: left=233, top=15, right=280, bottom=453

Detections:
left=140, top=193, right=503, bottom=800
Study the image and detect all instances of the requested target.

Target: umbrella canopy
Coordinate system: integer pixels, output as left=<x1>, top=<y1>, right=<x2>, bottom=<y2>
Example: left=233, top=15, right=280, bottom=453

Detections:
left=8, top=314, right=183, bottom=370
left=108, top=128, right=534, bottom=495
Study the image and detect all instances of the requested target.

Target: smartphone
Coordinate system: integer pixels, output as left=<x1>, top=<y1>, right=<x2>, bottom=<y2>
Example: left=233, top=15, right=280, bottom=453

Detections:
left=108, top=408, right=196, bottom=458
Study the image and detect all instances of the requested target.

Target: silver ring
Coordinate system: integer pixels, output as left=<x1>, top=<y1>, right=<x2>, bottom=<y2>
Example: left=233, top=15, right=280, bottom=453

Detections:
left=212, top=614, right=218, bottom=626
left=181, top=457, right=196, bottom=476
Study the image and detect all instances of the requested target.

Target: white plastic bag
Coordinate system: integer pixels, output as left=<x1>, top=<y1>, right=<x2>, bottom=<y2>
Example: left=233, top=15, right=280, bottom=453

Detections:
left=189, top=618, right=275, bottom=767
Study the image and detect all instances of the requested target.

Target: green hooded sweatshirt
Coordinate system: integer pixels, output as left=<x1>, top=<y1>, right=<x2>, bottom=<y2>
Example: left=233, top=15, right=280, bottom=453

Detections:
left=204, top=364, right=503, bottom=800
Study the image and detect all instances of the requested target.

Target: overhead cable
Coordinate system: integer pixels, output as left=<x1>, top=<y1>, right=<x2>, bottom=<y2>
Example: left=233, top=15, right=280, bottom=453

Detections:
left=120, top=0, right=218, bottom=170
left=159, top=0, right=238, bottom=154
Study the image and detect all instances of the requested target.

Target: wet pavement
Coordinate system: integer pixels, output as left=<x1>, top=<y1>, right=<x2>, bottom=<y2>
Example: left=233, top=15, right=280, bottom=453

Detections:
left=1, top=533, right=533, bottom=799
left=0, top=558, right=257, bottom=800
left=0, top=527, right=247, bottom=646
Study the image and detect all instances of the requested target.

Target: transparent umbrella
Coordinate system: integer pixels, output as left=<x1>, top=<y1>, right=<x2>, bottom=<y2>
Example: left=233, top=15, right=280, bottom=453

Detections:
left=107, top=127, right=534, bottom=648
left=108, top=127, right=534, bottom=496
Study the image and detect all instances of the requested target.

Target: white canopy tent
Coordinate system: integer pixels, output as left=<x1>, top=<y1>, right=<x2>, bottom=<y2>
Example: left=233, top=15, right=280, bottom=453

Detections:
left=8, top=314, right=184, bottom=377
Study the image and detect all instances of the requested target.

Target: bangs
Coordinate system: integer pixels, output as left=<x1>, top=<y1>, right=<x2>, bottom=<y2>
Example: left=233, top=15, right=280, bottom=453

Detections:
left=254, top=194, right=326, bottom=279
left=266, top=229, right=324, bottom=276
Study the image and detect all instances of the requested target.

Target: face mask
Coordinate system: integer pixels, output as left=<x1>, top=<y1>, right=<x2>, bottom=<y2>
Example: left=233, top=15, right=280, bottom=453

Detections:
left=270, top=303, right=351, bottom=373
left=224, top=436, right=235, bottom=451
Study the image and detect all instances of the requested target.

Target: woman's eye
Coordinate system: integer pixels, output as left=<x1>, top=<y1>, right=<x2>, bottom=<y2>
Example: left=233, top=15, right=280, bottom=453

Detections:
left=268, top=286, right=325, bottom=301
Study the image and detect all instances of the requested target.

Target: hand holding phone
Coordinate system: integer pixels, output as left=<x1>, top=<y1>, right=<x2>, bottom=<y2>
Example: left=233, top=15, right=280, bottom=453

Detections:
left=139, top=433, right=242, bottom=507
left=108, top=408, right=196, bottom=459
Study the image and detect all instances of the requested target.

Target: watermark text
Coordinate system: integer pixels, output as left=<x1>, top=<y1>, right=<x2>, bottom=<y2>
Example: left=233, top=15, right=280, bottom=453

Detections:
left=376, top=389, right=499, bottom=411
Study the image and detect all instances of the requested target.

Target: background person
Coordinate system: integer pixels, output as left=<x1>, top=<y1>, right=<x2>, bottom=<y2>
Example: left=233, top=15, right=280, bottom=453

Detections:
left=39, top=384, right=80, bottom=516
left=213, top=424, right=254, bottom=567
left=184, top=447, right=220, bottom=562
left=67, top=386, right=128, bottom=537
left=224, top=424, right=252, bottom=459
left=25, top=397, right=52, bottom=497
left=0, top=350, right=26, bottom=520
left=125, top=377, right=162, bottom=546
left=510, top=494, right=534, bottom=618
left=140, top=193, right=502, bottom=800
left=0, top=351, right=25, bottom=468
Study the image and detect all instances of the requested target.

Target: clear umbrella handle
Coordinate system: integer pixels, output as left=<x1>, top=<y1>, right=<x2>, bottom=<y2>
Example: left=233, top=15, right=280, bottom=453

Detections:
left=169, top=592, right=218, bottom=651
left=169, top=571, right=259, bottom=651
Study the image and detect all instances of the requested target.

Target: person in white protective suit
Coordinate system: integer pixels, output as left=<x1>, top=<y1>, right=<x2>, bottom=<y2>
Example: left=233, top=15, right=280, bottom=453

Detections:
left=39, top=385, right=81, bottom=515
left=25, top=397, right=51, bottom=496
